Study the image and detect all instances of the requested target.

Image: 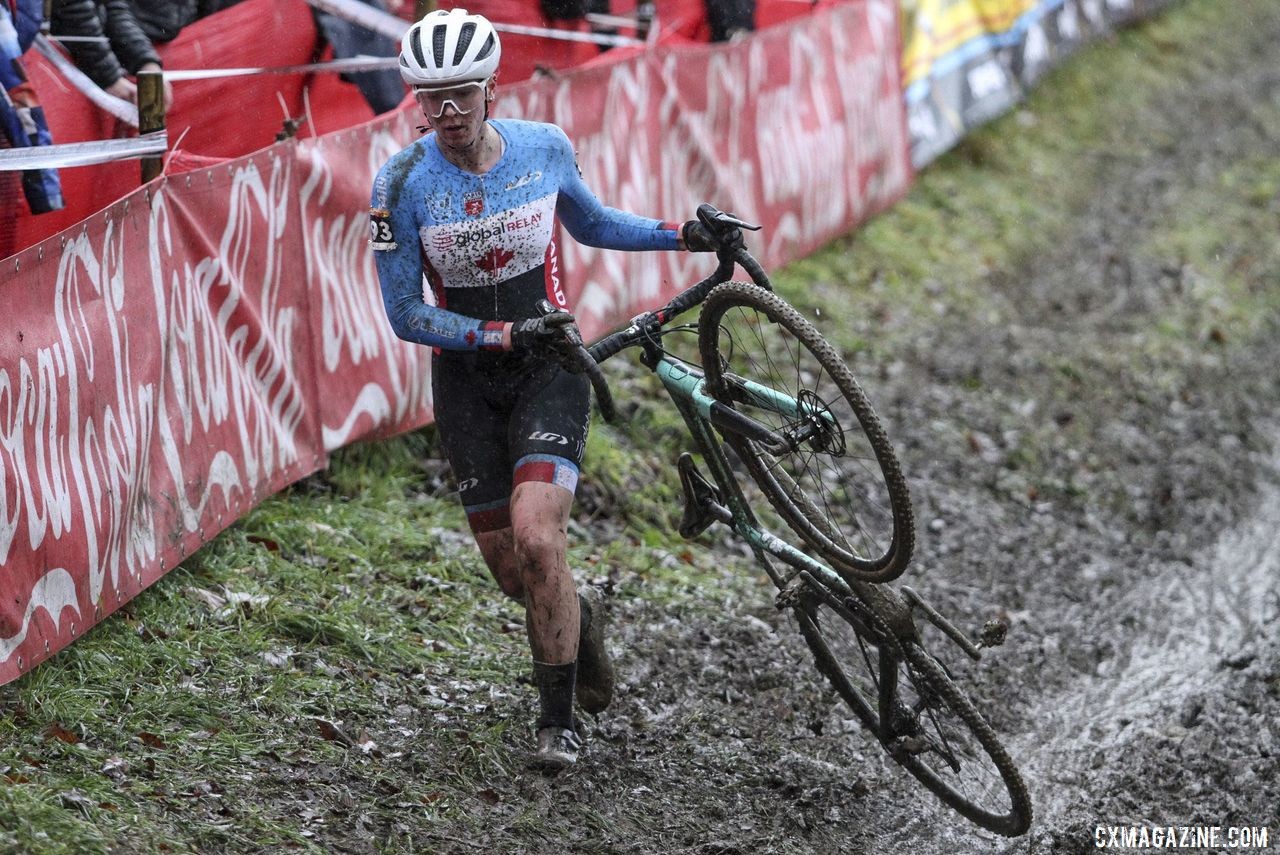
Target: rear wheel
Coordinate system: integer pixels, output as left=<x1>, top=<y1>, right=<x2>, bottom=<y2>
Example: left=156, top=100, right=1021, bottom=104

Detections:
left=794, top=593, right=1032, bottom=836
left=699, top=281, right=913, bottom=583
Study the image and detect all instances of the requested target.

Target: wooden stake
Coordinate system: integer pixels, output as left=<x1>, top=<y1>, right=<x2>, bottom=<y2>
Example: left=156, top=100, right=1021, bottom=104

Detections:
left=138, top=71, right=166, bottom=184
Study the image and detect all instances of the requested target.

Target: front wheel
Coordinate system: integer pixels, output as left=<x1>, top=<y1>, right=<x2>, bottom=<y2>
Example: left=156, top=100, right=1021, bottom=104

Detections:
left=698, top=282, right=913, bottom=583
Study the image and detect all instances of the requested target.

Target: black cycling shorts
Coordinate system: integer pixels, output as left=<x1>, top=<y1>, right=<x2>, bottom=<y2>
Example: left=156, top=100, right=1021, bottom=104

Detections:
left=432, top=350, right=590, bottom=533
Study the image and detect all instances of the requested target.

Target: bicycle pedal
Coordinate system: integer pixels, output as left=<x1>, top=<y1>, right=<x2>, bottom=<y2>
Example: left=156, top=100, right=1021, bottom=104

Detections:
left=676, top=452, right=721, bottom=539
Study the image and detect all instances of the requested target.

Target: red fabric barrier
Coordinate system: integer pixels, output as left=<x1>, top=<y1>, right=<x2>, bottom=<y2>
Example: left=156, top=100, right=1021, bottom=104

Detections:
left=1, top=150, right=327, bottom=681
left=1, top=0, right=910, bottom=684
left=10, top=0, right=376, bottom=255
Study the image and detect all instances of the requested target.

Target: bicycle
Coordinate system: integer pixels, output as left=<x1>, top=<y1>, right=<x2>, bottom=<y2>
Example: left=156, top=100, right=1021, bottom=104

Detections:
left=557, top=204, right=1032, bottom=837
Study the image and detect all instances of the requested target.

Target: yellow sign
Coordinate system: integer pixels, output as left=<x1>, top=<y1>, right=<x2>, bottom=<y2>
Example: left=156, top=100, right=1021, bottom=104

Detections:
left=901, top=0, right=1038, bottom=86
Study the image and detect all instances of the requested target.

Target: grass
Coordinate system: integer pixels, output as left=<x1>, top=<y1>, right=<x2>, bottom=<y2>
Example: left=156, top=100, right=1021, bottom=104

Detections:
left=4, top=0, right=1280, bottom=850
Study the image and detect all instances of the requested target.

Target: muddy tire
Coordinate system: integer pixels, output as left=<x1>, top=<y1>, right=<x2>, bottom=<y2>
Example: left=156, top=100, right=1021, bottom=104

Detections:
left=794, top=601, right=1032, bottom=836
left=698, top=282, right=914, bottom=583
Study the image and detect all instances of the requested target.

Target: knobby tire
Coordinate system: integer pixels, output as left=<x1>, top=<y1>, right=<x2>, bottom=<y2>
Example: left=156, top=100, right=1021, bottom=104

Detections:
left=794, top=601, right=1032, bottom=836
left=698, top=282, right=914, bottom=583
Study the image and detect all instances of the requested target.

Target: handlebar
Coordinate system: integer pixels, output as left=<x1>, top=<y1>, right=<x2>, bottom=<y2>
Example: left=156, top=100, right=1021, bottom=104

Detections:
left=553, top=203, right=769, bottom=425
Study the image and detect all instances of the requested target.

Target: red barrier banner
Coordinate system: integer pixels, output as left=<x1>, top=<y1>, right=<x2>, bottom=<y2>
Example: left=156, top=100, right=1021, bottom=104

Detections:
left=296, top=117, right=436, bottom=451
left=1, top=0, right=909, bottom=684
left=501, top=0, right=911, bottom=334
left=0, top=151, right=326, bottom=683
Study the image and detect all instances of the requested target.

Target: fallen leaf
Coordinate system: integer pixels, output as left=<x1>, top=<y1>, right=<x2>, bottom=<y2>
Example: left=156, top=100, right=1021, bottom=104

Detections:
left=477, top=788, right=500, bottom=805
left=314, top=718, right=355, bottom=747
left=44, top=723, right=80, bottom=745
left=246, top=535, right=280, bottom=552
left=184, top=587, right=226, bottom=610
left=138, top=732, right=167, bottom=749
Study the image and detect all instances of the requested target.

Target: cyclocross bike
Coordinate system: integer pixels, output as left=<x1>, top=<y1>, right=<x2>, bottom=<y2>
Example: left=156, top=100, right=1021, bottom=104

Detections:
left=559, top=204, right=1032, bottom=837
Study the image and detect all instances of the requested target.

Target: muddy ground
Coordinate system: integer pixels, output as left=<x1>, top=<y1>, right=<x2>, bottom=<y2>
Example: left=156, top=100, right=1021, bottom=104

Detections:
left=401, top=13, right=1280, bottom=855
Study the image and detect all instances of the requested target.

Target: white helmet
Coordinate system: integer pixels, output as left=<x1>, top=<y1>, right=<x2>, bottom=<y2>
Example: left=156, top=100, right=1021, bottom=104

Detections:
left=399, top=9, right=501, bottom=87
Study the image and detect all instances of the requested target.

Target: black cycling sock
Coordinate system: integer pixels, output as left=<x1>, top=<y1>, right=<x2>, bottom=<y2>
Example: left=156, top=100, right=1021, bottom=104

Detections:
left=532, top=660, right=577, bottom=731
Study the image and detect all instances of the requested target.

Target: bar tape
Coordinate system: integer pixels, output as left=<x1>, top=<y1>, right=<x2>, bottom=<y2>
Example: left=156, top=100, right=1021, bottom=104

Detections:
left=0, top=131, right=167, bottom=172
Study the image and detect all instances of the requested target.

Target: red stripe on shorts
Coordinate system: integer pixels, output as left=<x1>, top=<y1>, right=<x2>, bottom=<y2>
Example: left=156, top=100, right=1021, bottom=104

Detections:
left=514, top=460, right=557, bottom=486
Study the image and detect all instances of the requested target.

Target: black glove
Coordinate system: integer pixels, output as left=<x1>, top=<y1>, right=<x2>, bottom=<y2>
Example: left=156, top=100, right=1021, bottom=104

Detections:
left=510, top=310, right=582, bottom=353
left=682, top=220, right=720, bottom=252
left=682, top=219, right=745, bottom=253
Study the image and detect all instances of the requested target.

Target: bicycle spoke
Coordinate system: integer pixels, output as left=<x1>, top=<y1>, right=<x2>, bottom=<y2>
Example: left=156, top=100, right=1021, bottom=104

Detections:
left=700, top=281, right=913, bottom=582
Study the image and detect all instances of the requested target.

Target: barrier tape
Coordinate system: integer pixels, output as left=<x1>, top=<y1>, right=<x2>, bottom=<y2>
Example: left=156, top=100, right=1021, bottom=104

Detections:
left=32, top=34, right=138, bottom=127
left=163, top=55, right=400, bottom=82
left=304, top=0, right=642, bottom=48
left=0, top=131, right=166, bottom=171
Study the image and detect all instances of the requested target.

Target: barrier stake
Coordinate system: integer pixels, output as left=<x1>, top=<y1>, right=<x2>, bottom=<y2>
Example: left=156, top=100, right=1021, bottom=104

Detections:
left=138, top=71, right=166, bottom=183
left=414, top=0, right=436, bottom=21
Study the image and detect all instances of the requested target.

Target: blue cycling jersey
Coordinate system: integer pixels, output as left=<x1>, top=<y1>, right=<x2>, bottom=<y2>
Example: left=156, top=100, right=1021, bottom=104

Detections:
left=370, top=119, right=680, bottom=351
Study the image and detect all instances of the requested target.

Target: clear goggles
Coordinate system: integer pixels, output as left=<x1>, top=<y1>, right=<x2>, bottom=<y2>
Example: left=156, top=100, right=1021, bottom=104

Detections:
left=413, top=79, right=489, bottom=119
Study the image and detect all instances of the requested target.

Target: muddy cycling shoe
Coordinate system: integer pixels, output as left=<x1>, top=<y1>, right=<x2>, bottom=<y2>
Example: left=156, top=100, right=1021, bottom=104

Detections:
left=575, top=585, right=616, bottom=714
left=532, top=726, right=582, bottom=771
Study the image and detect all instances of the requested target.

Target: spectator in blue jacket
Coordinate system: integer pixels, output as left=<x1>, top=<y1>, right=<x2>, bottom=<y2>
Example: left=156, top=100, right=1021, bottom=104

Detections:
left=1, top=0, right=64, bottom=219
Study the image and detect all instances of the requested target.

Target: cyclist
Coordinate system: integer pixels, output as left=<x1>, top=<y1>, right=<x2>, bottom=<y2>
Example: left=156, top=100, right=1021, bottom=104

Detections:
left=370, top=8, right=723, bottom=770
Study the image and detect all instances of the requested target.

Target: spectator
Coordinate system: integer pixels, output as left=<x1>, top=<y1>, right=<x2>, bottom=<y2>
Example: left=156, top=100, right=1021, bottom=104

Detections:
left=50, top=0, right=172, bottom=110
left=705, top=0, right=753, bottom=42
left=312, top=0, right=406, bottom=115
left=130, top=0, right=249, bottom=45
left=1, top=0, right=64, bottom=241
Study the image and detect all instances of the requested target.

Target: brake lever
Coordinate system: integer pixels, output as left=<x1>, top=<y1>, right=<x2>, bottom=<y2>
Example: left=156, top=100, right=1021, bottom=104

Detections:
left=695, top=202, right=762, bottom=235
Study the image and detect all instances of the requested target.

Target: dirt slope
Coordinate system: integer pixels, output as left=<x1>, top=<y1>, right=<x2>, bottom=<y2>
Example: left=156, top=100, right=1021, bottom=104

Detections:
left=414, top=6, right=1280, bottom=854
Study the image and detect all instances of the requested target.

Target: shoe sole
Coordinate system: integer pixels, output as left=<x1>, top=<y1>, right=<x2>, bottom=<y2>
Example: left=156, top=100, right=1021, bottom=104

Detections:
left=576, top=586, right=616, bottom=714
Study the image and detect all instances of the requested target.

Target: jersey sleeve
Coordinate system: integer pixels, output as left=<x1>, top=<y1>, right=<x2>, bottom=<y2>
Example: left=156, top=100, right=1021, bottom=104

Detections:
left=370, top=158, right=507, bottom=352
left=548, top=126, right=681, bottom=251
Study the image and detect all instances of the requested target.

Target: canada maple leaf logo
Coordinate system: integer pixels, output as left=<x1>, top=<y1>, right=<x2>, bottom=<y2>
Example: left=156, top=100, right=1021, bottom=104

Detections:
left=476, top=247, right=515, bottom=274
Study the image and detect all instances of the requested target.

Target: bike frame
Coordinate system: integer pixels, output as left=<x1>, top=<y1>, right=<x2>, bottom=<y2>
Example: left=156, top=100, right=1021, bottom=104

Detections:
left=645, top=344, right=973, bottom=654
left=650, top=351, right=859, bottom=600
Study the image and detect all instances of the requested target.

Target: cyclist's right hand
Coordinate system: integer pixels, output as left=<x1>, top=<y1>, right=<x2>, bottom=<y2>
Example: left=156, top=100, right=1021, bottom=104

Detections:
left=682, top=219, right=746, bottom=253
left=509, top=310, right=581, bottom=353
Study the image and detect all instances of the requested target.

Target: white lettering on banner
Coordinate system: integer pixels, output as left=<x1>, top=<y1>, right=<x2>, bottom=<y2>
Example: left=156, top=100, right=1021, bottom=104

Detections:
left=0, top=569, right=79, bottom=661
left=497, top=3, right=908, bottom=331
left=1025, top=23, right=1050, bottom=69
left=0, top=222, right=156, bottom=607
left=573, top=60, right=667, bottom=319
left=1, top=155, right=312, bottom=667
left=298, top=121, right=433, bottom=450
left=1082, top=0, right=1105, bottom=27
left=301, top=141, right=388, bottom=373
left=148, top=160, right=306, bottom=535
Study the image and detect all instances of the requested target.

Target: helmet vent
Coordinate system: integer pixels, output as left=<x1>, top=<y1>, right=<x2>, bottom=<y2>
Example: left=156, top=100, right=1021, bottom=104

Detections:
left=476, top=33, right=496, bottom=62
left=410, top=28, right=429, bottom=70
left=432, top=26, right=448, bottom=68
left=453, top=22, right=476, bottom=64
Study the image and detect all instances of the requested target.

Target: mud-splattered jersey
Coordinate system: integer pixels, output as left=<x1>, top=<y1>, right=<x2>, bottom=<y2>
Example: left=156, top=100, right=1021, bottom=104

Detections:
left=370, top=119, right=680, bottom=351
